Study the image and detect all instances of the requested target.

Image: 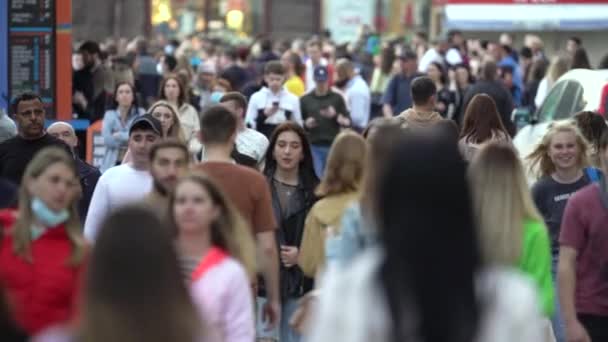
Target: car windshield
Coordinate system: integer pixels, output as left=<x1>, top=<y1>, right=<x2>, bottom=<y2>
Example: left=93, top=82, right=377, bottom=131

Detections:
left=537, top=80, right=585, bottom=122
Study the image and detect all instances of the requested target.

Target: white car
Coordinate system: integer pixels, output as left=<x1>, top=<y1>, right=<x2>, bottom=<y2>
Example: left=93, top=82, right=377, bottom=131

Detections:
left=514, top=69, right=608, bottom=164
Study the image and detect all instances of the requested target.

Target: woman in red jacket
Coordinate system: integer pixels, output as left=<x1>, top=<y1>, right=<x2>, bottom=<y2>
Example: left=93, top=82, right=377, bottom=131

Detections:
left=0, top=147, right=87, bottom=335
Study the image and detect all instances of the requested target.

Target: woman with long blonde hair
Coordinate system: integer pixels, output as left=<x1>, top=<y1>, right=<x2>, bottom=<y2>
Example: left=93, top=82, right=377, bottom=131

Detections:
left=527, top=121, right=598, bottom=341
left=0, top=147, right=87, bottom=334
left=170, top=172, right=255, bottom=342
left=148, top=100, right=187, bottom=142
left=469, top=142, right=554, bottom=318
left=298, top=131, right=366, bottom=278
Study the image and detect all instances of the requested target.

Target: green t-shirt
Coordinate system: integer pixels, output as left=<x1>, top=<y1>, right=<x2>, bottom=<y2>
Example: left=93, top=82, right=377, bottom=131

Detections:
left=518, top=219, right=555, bottom=317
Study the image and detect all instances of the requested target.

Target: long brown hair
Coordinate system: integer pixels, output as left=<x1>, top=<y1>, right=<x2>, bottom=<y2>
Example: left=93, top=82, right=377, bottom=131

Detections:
left=159, top=74, right=189, bottom=108
left=169, top=172, right=256, bottom=278
left=11, top=147, right=86, bottom=264
left=81, top=205, right=204, bottom=342
left=315, top=131, right=367, bottom=197
left=147, top=100, right=187, bottom=143
left=460, top=94, right=509, bottom=143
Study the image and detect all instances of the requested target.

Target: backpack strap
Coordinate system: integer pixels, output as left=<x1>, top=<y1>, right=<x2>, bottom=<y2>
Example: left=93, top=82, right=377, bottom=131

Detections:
left=585, top=167, right=600, bottom=183
left=191, top=247, right=228, bottom=283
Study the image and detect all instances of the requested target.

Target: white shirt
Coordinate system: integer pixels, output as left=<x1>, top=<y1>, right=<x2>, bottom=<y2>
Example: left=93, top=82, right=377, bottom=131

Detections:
left=308, top=248, right=546, bottom=342
left=236, top=128, right=269, bottom=164
left=178, top=103, right=203, bottom=155
left=418, top=48, right=463, bottom=73
left=245, top=87, right=303, bottom=129
left=345, top=75, right=371, bottom=129
left=84, top=163, right=152, bottom=242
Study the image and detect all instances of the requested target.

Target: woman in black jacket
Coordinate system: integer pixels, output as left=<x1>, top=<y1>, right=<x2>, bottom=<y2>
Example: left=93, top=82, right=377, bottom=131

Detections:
left=260, top=122, right=318, bottom=342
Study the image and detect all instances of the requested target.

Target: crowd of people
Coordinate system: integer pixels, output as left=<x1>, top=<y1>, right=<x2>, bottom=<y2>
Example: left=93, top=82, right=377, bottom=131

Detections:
left=0, top=28, right=607, bottom=342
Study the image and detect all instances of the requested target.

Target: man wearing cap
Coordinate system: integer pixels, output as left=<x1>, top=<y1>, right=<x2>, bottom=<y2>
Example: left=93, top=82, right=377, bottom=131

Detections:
left=301, top=65, right=351, bottom=177
left=195, top=62, right=217, bottom=109
left=84, top=114, right=162, bottom=242
left=48, top=121, right=101, bottom=222
left=382, top=51, right=422, bottom=118
left=418, top=35, right=463, bottom=73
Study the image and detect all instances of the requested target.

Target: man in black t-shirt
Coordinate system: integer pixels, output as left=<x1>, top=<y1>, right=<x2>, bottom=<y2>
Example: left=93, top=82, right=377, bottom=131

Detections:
left=0, top=92, right=69, bottom=185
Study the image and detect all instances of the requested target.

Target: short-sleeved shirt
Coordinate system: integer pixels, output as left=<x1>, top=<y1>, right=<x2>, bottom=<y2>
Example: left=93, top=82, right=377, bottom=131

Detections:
left=532, top=174, right=591, bottom=258
left=560, top=184, right=608, bottom=316
left=381, top=73, right=421, bottom=115
left=194, top=162, right=276, bottom=234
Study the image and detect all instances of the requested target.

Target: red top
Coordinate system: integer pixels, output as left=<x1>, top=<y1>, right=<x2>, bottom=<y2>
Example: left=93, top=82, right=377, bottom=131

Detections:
left=191, top=247, right=228, bottom=283
left=0, top=209, right=85, bottom=334
left=560, top=184, right=608, bottom=316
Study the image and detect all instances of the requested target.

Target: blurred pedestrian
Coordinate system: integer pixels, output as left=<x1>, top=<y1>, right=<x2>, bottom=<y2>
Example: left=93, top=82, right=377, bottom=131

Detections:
left=566, top=37, right=582, bottom=55
left=299, top=131, right=366, bottom=278
left=220, top=92, right=269, bottom=168
left=427, top=61, right=456, bottom=118
left=382, top=51, right=421, bottom=117
left=335, top=59, right=370, bottom=132
left=84, top=114, right=162, bottom=241
left=459, top=94, right=511, bottom=161
left=48, top=122, right=101, bottom=222
left=301, top=65, right=351, bottom=177
left=307, top=130, right=545, bottom=342
left=369, top=45, right=396, bottom=120
left=159, top=75, right=202, bottom=155
left=260, top=122, right=319, bottom=342
left=220, top=48, right=250, bottom=91
left=397, top=77, right=456, bottom=134
left=194, top=62, right=218, bottom=109
left=559, top=131, right=608, bottom=342
left=194, top=105, right=281, bottom=331
left=100, top=82, right=145, bottom=173
left=0, top=108, right=17, bottom=143
left=76, top=206, right=209, bottom=342
left=282, top=51, right=306, bottom=98
left=0, top=93, right=70, bottom=185
left=469, top=142, right=554, bottom=319
left=570, top=48, right=591, bottom=70
left=463, top=60, right=515, bottom=136
left=523, top=59, right=547, bottom=113
left=451, top=63, right=475, bottom=125
left=535, top=55, right=570, bottom=108
left=574, top=111, right=608, bottom=167
left=0, top=148, right=86, bottom=335
left=172, top=173, right=255, bottom=342
left=246, top=61, right=302, bottom=138
left=305, top=40, right=334, bottom=92
left=74, top=41, right=115, bottom=122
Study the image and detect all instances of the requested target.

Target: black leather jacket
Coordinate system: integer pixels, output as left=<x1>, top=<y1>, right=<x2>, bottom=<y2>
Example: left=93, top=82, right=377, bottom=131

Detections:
left=261, top=170, right=317, bottom=299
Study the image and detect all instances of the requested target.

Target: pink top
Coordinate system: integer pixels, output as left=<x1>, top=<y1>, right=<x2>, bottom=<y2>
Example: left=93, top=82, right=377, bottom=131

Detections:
left=190, top=249, right=254, bottom=342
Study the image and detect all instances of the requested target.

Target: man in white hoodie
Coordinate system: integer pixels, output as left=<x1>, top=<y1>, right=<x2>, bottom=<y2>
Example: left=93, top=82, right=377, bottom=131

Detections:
left=245, top=61, right=302, bottom=138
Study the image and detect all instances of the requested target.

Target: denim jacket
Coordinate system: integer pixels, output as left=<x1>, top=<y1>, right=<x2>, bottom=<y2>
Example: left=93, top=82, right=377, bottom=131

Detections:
left=100, top=107, right=145, bottom=172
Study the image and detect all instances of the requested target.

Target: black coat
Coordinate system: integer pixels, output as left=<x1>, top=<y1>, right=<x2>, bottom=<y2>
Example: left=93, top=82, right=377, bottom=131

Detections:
left=463, top=80, right=515, bottom=136
left=76, top=158, right=100, bottom=222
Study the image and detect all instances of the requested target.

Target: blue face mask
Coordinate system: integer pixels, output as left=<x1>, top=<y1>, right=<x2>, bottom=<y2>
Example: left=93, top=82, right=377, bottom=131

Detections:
left=31, top=197, right=70, bottom=228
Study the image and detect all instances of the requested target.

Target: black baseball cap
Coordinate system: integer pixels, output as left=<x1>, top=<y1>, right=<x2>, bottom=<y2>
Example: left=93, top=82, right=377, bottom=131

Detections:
left=129, top=114, right=162, bottom=136
left=313, top=65, right=329, bottom=82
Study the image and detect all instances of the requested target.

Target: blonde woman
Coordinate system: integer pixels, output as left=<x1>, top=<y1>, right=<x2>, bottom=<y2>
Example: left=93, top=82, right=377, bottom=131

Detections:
left=468, top=142, right=554, bottom=319
left=298, top=131, right=366, bottom=278
left=535, top=55, right=571, bottom=108
left=148, top=100, right=187, bottom=142
left=0, top=148, right=87, bottom=334
left=527, top=121, right=598, bottom=341
left=171, top=172, right=256, bottom=342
